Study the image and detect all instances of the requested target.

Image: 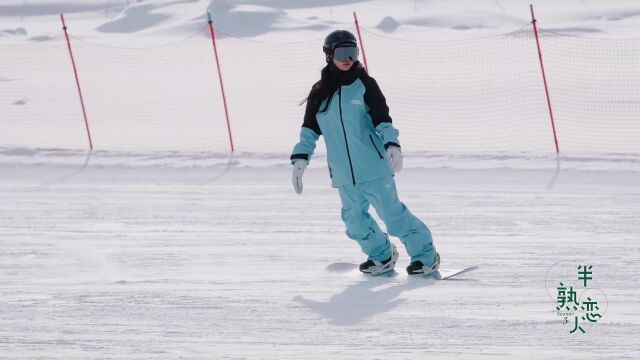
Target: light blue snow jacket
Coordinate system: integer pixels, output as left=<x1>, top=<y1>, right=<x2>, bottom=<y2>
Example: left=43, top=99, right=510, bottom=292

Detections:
left=291, top=68, right=400, bottom=188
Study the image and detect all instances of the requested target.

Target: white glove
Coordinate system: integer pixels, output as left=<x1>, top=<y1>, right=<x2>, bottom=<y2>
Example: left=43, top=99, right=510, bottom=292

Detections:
left=387, top=146, right=403, bottom=173
left=292, top=159, right=308, bottom=194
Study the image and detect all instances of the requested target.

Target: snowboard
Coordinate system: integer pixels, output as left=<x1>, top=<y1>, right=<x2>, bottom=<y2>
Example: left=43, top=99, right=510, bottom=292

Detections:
left=326, top=262, right=478, bottom=280
left=431, top=266, right=479, bottom=280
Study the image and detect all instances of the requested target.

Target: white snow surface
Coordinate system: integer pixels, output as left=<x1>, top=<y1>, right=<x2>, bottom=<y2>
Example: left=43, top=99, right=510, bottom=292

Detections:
left=2, top=155, right=640, bottom=359
left=2, top=1, right=640, bottom=359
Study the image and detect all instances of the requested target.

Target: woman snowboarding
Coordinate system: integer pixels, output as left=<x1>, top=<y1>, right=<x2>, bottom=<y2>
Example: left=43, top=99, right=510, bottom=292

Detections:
left=290, top=30, right=439, bottom=276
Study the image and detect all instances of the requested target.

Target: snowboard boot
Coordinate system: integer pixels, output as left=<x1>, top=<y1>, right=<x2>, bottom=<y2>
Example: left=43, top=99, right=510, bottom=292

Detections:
left=359, top=244, right=399, bottom=276
left=406, top=252, right=440, bottom=276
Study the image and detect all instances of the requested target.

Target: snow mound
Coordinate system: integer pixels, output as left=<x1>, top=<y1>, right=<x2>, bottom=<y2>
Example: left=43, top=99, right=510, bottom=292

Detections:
left=1, top=27, right=27, bottom=36
left=206, top=0, right=287, bottom=37
left=376, top=16, right=400, bottom=33
left=97, top=3, right=171, bottom=33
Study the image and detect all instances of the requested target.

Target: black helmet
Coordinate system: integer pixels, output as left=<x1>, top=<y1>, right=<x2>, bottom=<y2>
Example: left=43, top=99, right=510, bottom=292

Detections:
left=323, top=30, right=357, bottom=61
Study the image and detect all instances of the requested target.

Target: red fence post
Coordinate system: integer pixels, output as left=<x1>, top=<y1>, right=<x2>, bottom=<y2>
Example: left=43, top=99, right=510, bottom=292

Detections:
left=530, top=5, right=560, bottom=154
left=353, top=12, right=369, bottom=73
left=61, top=14, right=93, bottom=151
left=207, top=11, right=235, bottom=153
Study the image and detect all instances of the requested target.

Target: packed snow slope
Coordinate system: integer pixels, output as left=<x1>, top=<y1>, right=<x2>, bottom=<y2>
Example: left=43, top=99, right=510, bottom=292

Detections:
left=1, top=162, right=639, bottom=359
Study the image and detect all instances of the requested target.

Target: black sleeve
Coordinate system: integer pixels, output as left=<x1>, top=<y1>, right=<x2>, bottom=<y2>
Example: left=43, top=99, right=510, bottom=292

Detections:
left=290, top=153, right=310, bottom=161
left=301, top=88, right=322, bottom=136
left=361, top=75, right=392, bottom=128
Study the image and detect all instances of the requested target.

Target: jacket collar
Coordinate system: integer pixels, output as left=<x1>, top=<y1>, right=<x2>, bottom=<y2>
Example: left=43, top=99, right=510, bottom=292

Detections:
left=330, top=61, right=363, bottom=86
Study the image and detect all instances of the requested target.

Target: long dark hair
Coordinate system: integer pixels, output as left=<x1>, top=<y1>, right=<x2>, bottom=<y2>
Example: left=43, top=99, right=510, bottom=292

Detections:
left=300, top=61, right=363, bottom=113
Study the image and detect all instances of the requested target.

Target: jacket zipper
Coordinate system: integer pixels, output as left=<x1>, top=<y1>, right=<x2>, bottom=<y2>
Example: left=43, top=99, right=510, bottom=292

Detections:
left=369, top=134, right=383, bottom=159
left=338, top=88, right=356, bottom=186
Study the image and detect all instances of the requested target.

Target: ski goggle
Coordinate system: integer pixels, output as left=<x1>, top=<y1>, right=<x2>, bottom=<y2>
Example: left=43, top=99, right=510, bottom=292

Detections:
left=333, top=46, right=359, bottom=62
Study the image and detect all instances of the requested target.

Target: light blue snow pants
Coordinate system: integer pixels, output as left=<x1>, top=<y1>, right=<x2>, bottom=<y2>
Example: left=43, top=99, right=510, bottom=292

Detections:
left=337, top=176, right=436, bottom=265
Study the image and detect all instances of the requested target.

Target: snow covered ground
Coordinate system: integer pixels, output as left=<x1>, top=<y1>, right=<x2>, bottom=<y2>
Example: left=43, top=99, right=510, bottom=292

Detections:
left=1, top=157, right=639, bottom=359
left=2, top=0, right=640, bottom=359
